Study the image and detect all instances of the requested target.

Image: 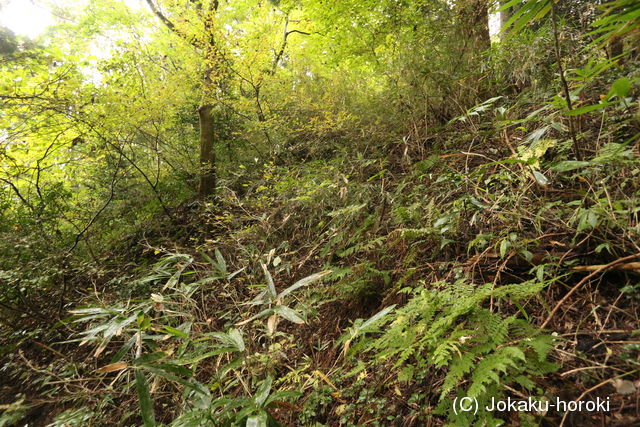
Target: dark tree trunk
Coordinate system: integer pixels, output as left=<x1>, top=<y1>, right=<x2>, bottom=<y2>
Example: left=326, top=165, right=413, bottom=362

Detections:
left=608, top=36, right=624, bottom=64
left=198, top=104, right=216, bottom=198
left=458, top=0, right=491, bottom=52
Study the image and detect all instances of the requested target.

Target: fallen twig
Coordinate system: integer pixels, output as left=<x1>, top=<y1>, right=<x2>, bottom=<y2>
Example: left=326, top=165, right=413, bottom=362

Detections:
left=559, top=369, right=639, bottom=427
left=571, top=262, right=640, bottom=272
left=541, top=253, right=640, bottom=329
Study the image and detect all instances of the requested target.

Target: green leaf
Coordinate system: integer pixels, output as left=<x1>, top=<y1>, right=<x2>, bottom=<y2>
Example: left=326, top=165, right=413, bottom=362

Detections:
left=610, top=77, right=631, bottom=98
left=264, top=390, right=303, bottom=407
left=524, top=126, right=549, bottom=144
left=205, top=330, right=244, bottom=350
left=261, top=263, right=277, bottom=299
left=228, top=328, right=245, bottom=352
left=497, top=0, right=524, bottom=13
left=551, top=160, right=591, bottom=172
left=254, top=376, right=273, bottom=407
left=531, top=170, right=548, bottom=185
left=177, top=348, right=236, bottom=364
left=163, top=268, right=183, bottom=291
left=500, top=239, right=510, bottom=258
left=199, top=250, right=218, bottom=269
left=359, top=305, right=396, bottom=331
left=440, top=238, right=454, bottom=249
left=200, top=249, right=227, bottom=275
left=104, top=314, right=138, bottom=339
left=215, top=249, right=227, bottom=274
left=433, top=216, right=449, bottom=228
left=69, top=307, right=119, bottom=316
left=246, top=412, right=269, bottom=427
left=162, top=325, right=189, bottom=339
left=236, top=308, right=274, bottom=326
left=577, top=210, right=599, bottom=232
left=133, top=352, right=169, bottom=366
left=277, top=270, right=332, bottom=299
left=227, top=267, right=245, bottom=280
left=135, top=370, right=156, bottom=427
left=566, top=102, right=611, bottom=116
left=274, top=305, right=305, bottom=324
left=109, top=335, right=137, bottom=363
left=154, top=362, right=193, bottom=378
left=502, top=0, right=552, bottom=37
left=398, top=365, right=414, bottom=382
left=587, top=211, right=599, bottom=229
left=142, top=365, right=198, bottom=391
left=520, top=249, right=533, bottom=263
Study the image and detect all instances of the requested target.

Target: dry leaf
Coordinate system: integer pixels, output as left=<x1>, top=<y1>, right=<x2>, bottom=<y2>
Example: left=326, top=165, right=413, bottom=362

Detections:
left=94, top=344, right=107, bottom=358
left=342, top=339, right=351, bottom=356
left=95, top=362, right=128, bottom=374
left=267, top=314, right=278, bottom=335
left=613, top=379, right=636, bottom=395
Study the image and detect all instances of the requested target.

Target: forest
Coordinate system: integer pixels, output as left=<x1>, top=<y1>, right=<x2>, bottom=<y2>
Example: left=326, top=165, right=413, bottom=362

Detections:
left=0, top=0, right=639, bottom=425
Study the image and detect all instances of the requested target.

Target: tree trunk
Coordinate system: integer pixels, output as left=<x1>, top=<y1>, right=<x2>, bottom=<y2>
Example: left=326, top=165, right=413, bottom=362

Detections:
left=455, top=0, right=491, bottom=102
left=457, top=0, right=491, bottom=52
left=198, top=104, right=216, bottom=198
left=608, top=36, right=624, bottom=64
left=500, top=1, right=511, bottom=40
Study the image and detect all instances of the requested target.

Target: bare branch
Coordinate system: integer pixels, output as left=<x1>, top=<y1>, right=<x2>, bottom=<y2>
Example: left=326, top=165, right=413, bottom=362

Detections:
left=144, top=0, right=178, bottom=34
left=270, top=18, right=311, bottom=77
left=0, top=177, right=34, bottom=210
left=66, top=154, right=123, bottom=255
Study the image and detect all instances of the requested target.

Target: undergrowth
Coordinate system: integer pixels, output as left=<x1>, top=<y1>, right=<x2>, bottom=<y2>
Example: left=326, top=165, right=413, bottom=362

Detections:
left=1, top=1, right=639, bottom=426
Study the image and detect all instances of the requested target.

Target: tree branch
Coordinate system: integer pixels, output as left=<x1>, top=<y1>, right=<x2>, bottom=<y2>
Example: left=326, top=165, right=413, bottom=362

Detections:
left=144, top=0, right=178, bottom=33
left=144, top=0, right=203, bottom=49
left=66, top=154, right=123, bottom=256
left=0, top=177, right=34, bottom=210
left=270, top=18, right=311, bottom=77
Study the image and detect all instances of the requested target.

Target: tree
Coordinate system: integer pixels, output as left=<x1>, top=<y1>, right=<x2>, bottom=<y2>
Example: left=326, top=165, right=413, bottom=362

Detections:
left=144, top=0, right=222, bottom=198
left=0, top=26, right=18, bottom=55
left=456, top=0, right=491, bottom=52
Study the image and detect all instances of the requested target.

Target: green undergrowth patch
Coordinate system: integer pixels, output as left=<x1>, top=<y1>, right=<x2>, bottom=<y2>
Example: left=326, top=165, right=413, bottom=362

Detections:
left=2, top=22, right=640, bottom=427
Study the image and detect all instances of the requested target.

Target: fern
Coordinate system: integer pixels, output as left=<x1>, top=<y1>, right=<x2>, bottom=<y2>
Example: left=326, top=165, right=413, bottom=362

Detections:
left=337, top=235, right=386, bottom=258
left=348, top=278, right=558, bottom=425
left=526, top=334, right=557, bottom=362
left=467, top=346, right=526, bottom=398
left=441, top=352, right=475, bottom=397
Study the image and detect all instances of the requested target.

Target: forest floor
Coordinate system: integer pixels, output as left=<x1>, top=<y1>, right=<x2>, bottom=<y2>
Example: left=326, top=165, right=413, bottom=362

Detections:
left=2, top=71, right=640, bottom=427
